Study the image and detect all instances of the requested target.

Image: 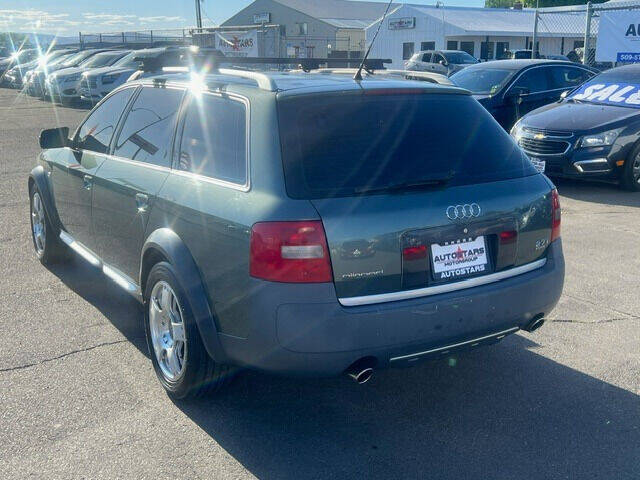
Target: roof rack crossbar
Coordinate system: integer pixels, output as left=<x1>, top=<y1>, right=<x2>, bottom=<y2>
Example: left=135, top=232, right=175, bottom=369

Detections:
left=216, top=68, right=278, bottom=92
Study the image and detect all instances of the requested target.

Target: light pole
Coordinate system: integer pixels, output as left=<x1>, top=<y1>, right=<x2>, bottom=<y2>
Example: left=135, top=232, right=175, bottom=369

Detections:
left=195, top=0, right=203, bottom=29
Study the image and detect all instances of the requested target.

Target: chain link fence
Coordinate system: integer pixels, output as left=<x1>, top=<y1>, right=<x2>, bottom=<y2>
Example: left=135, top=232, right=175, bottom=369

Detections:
left=79, top=25, right=362, bottom=64
left=534, top=1, right=640, bottom=68
left=79, top=29, right=191, bottom=49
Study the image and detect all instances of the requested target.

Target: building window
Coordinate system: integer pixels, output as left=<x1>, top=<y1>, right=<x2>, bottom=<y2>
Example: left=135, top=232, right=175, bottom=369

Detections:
left=480, top=41, right=495, bottom=60
left=403, top=42, right=415, bottom=60
left=496, top=42, right=510, bottom=59
left=306, top=46, right=315, bottom=58
left=460, top=41, right=474, bottom=56
left=421, top=41, right=435, bottom=51
left=296, top=22, right=308, bottom=35
left=447, top=40, right=458, bottom=50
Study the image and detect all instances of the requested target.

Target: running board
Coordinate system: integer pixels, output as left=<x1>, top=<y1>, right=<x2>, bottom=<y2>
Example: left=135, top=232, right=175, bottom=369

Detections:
left=389, top=327, right=519, bottom=363
left=59, top=231, right=142, bottom=301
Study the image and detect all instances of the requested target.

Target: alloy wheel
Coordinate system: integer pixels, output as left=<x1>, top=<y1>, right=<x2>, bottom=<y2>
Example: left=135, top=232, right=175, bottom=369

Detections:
left=148, top=281, right=187, bottom=381
left=31, top=192, right=46, bottom=255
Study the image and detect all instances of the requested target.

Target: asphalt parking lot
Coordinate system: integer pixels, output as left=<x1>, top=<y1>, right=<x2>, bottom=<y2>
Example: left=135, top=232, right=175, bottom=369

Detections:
left=0, top=88, right=638, bottom=479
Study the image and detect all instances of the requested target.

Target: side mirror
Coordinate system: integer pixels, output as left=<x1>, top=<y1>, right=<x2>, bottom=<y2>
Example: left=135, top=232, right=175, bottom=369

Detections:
left=439, top=59, right=448, bottom=66
left=39, top=127, right=69, bottom=149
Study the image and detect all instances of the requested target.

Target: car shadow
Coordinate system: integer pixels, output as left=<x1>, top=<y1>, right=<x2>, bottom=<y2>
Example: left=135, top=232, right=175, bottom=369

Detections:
left=46, top=257, right=149, bottom=357
left=552, top=177, right=640, bottom=208
left=46, top=259, right=639, bottom=479
left=173, top=335, right=639, bottom=479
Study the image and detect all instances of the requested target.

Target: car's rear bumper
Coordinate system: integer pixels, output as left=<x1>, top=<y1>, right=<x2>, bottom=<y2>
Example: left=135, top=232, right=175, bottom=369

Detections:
left=211, top=240, right=564, bottom=376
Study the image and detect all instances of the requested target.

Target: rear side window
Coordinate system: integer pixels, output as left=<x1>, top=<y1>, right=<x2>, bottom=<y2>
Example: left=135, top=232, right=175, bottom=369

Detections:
left=277, top=92, right=536, bottom=199
left=76, top=87, right=134, bottom=154
left=512, top=67, right=551, bottom=93
left=177, top=94, right=247, bottom=186
left=113, top=87, right=184, bottom=167
left=548, top=66, right=592, bottom=89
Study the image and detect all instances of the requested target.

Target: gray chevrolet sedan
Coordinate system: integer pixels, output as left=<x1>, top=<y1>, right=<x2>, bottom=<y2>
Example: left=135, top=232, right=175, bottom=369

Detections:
left=29, top=70, right=564, bottom=398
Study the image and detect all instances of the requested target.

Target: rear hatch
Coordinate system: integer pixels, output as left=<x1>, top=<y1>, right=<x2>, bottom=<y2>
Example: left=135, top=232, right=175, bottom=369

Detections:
left=277, top=88, right=552, bottom=301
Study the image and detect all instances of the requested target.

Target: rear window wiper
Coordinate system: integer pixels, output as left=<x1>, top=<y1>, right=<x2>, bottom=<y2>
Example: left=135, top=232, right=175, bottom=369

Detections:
left=354, top=175, right=453, bottom=194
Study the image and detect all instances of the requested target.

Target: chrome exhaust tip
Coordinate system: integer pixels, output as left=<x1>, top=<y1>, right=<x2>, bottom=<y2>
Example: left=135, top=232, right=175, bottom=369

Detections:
left=524, top=314, right=545, bottom=332
left=345, top=358, right=376, bottom=384
left=348, top=367, right=374, bottom=384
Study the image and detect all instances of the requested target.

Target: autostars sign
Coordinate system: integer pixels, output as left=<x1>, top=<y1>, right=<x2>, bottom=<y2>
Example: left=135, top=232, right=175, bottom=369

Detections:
left=597, top=10, right=640, bottom=62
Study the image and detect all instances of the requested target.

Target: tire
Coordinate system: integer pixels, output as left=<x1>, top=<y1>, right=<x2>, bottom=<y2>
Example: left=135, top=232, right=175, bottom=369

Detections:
left=29, top=185, right=65, bottom=265
left=144, top=262, right=233, bottom=399
left=621, top=144, right=640, bottom=191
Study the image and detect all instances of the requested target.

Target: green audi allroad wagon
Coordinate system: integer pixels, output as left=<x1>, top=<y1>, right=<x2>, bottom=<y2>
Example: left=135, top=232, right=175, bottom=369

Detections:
left=29, top=70, right=564, bottom=398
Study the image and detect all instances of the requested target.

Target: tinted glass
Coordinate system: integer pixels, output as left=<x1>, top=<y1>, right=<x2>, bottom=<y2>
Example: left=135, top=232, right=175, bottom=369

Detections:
left=113, top=52, right=142, bottom=68
left=178, top=94, right=247, bottom=185
left=451, top=67, right=515, bottom=95
left=81, top=52, right=126, bottom=68
left=513, top=67, right=551, bottom=93
left=421, top=53, right=432, bottom=63
left=278, top=93, right=535, bottom=199
left=77, top=88, right=134, bottom=154
left=62, top=50, right=96, bottom=67
left=549, top=66, right=592, bottom=89
left=443, top=51, right=477, bottom=64
left=433, top=53, right=445, bottom=64
left=113, top=87, right=183, bottom=167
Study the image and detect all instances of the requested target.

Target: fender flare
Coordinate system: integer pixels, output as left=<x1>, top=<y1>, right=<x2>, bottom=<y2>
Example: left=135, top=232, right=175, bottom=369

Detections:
left=141, top=228, right=228, bottom=363
left=28, top=165, right=61, bottom=233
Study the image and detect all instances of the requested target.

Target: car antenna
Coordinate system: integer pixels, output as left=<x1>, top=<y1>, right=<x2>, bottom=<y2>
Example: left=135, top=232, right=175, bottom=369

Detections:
left=354, top=0, right=394, bottom=81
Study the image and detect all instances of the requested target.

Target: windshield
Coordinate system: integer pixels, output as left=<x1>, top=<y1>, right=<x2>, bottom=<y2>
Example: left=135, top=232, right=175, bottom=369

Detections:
left=80, top=52, right=126, bottom=68
left=61, top=51, right=97, bottom=67
left=113, top=52, right=142, bottom=68
left=451, top=67, right=515, bottom=95
left=278, top=92, right=535, bottom=199
left=444, top=51, right=477, bottom=64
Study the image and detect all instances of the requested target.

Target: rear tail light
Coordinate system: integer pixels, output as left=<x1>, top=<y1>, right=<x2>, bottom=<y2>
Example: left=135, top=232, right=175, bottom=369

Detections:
left=499, top=230, right=518, bottom=245
left=250, top=221, right=333, bottom=283
left=550, top=189, right=561, bottom=242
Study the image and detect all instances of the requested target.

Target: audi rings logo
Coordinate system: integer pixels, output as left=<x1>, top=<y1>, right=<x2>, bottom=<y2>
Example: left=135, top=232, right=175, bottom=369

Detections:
left=446, top=203, right=482, bottom=220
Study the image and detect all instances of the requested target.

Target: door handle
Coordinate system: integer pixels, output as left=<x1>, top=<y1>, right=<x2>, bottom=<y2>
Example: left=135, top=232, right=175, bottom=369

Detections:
left=135, top=193, right=149, bottom=212
left=83, top=174, right=92, bottom=190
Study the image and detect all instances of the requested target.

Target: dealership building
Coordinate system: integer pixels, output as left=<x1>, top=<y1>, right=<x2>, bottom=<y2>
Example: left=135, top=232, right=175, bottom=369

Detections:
left=221, top=0, right=585, bottom=66
left=366, top=4, right=585, bottom=68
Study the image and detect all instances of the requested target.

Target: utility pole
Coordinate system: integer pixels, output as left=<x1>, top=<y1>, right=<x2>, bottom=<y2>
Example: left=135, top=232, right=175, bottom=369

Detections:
left=195, top=0, right=203, bottom=29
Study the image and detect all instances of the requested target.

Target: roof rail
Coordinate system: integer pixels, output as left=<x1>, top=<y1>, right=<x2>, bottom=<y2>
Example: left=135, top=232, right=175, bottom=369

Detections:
left=217, top=68, right=278, bottom=92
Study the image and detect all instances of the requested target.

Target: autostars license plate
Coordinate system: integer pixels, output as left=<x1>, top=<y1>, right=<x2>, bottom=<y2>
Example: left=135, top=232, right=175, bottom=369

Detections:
left=431, top=237, right=488, bottom=281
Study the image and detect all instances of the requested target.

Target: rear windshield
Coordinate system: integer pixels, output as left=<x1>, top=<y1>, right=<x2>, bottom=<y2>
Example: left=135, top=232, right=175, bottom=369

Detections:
left=277, top=92, right=536, bottom=199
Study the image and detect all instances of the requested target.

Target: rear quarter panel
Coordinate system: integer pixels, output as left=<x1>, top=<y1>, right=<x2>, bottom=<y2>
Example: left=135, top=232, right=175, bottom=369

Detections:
left=145, top=91, right=320, bottom=339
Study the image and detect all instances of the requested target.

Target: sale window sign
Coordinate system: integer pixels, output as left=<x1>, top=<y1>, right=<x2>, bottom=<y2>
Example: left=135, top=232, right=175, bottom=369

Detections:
left=597, top=11, right=640, bottom=62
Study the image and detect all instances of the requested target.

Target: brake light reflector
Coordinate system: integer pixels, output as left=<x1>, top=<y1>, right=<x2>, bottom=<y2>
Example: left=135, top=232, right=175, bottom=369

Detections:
left=403, top=245, right=427, bottom=261
left=551, top=189, right=561, bottom=242
left=250, top=221, right=333, bottom=283
left=499, top=230, right=518, bottom=245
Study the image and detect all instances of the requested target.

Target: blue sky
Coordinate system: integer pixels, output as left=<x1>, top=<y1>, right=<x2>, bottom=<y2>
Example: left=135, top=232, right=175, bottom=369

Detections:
left=1, top=0, right=485, bottom=35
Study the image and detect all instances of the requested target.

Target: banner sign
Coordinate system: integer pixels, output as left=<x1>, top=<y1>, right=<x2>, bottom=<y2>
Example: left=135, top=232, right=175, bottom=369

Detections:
left=569, top=82, right=640, bottom=107
left=253, top=12, right=270, bottom=24
left=596, top=10, right=640, bottom=62
left=215, top=30, right=258, bottom=57
left=388, top=17, right=416, bottom=30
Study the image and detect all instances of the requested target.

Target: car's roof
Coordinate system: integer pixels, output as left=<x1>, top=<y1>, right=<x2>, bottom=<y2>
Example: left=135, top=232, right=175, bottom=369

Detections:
left=465, top=59, right=576, bottom=70
left=133, top=70, right=467, bottom=96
